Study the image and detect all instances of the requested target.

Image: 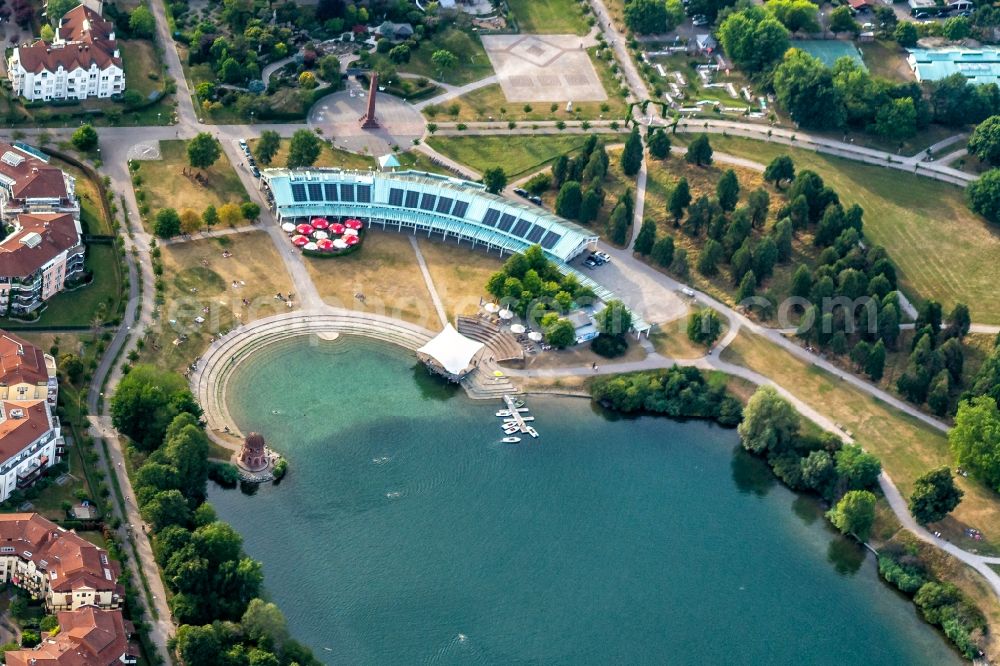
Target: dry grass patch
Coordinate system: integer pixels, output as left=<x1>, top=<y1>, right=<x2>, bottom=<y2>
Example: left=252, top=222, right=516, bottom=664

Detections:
left=523, top=338, right=647, bottom=370
left=138, top=140, right=248, bottom=217
left=416, top=238, right=503, bottom=322
left=304, top=231, right=437, bottom=327
left=650, top=313, right=720, bottom=359
left=140, top=233, right=296, bottom=374
left=721, top=329, right=1000, bottom=554
left=248, top=138, right=377, bottom=170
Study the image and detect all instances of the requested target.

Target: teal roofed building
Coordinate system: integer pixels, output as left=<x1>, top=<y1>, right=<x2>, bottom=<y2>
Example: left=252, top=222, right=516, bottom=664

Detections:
left=260, top=169, right=600, bottom=264
left=906, top=48, right=1000, bottom=85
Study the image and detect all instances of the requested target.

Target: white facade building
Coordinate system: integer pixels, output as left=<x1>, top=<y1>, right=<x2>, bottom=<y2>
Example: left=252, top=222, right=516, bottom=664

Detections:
left=7, top=4, right=124, bottom=102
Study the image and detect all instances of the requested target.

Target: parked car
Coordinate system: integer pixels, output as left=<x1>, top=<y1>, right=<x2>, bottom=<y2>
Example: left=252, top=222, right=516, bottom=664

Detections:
left=584, top=258, right=599, bottom=269
left=513, top=187, right=528, bottom=197
left=250, top=166, right=260, bottom=178
left=529, top=195, right=543, bottom=205
left=594, top=251, right=612, bottom=263
left=247, top=157, right=256, bottom=167
left=691, top=14, right=709, bottom=25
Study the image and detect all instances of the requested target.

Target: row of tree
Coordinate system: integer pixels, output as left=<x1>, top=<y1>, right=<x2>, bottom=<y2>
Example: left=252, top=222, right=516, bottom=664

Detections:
left=111, top=366, right=321, bottom=665
left=591, top=365, right=743, bottom=425
left=152, top=201, right=259, bottom=238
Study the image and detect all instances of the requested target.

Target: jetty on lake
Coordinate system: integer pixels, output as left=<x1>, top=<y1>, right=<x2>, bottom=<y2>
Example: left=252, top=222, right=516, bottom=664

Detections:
left=498, top=394, right=539, bottom=438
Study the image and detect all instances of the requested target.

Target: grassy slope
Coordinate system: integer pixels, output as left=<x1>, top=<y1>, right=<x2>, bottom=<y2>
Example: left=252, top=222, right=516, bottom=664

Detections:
left=427, top=134, right=590, bottom=178
left=507, top=0, right=591, bottom=35
left=701, top=135, right=1000, bottom=323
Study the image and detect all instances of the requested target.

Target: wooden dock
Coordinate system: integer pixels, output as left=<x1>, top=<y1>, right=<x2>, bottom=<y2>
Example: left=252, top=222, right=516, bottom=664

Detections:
left=501, top=394, right=539, bottom=438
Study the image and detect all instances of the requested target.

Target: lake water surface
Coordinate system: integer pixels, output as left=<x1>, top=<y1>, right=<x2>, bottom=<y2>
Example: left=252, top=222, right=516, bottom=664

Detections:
left=209, top=335, right=960, bottom=665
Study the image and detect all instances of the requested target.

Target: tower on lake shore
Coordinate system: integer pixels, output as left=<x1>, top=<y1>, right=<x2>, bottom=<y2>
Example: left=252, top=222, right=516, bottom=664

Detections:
left=238, top=432, right=268, bottom=472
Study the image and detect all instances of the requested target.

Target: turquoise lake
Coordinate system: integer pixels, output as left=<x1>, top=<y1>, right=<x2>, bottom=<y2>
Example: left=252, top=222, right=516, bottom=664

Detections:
left=208, top=335, right=962, bottom=665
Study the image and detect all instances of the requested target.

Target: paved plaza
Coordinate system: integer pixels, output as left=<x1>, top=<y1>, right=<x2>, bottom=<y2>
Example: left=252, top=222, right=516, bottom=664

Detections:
left=308, top=84, right=427, bottom=155
left=481, top=34, right=607, bottom=103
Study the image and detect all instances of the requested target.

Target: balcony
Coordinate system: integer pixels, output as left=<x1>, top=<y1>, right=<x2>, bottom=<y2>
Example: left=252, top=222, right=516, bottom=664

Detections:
left=16, top=458, right=45, bottom=489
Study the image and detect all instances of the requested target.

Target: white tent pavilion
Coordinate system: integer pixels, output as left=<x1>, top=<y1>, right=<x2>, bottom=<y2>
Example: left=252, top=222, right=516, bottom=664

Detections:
left=378, top=154, right=401, bottom=171
left=416, top=323, right=486, bottom=382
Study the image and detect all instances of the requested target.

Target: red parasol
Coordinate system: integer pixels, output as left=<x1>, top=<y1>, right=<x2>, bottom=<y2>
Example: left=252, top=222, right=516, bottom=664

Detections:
left=295, top=224, right=314, bottom=235
left=344, top=219, right=364, bottom=230
left=344, top=234, right=360, bottom=246
left=316, top=238, right=335, bottom=250
left=311, top=218, right=329, bottom=230
left=329, top=222, right=346, bottom=235
left=291, top=235, right=309, bottom=247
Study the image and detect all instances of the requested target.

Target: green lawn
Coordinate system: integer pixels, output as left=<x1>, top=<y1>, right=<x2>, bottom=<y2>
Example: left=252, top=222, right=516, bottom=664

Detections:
left=697, top=135, right=1000, bottom=323
left=50, top=159, right=112, bottom=236
left=121, top=38, right=163, bottom=100
left=508, top=0, right=591, bottom=34
left=5, top=244, right=123, bottom=328
left=426, top=134, right=590, bottom=178
left=368, top=28, right=493, bottom=85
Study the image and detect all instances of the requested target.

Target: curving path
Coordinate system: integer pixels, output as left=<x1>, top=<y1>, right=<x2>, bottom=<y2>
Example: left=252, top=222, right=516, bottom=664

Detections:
left=191, top=308, right=436, bottom=446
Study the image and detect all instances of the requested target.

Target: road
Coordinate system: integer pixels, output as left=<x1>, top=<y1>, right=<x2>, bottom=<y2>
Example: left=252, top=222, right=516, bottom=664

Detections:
left=54, top=0, right=998, bottom=656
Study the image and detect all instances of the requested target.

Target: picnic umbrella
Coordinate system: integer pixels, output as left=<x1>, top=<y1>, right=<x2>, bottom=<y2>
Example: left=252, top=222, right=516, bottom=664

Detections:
left=292, top=235, right=309, bottom=247
left=345, top=219, right=364, bottom=230
left=344, top=228, right=359, bottom=237
left=329, top=222, right=346, bottom=234
left=311, top=218, right=329, bottom=229
left=484, top=303, right=499, bottom=313
left=345, top=234, right=360, bottom=246
left=295, top=223, right=314, bottom=235
left=510, top=324, right=526, bottom=334
left=304, top=242, right=318, bottom=251
left=498, top=309, right=514, bottom=320
left=317, top=238, right=335, bottom=250
left=528, top=331, right=543, bottom=342
left=333, top=238, right=349, bottom=249
left=313, top=230, right=329, bottom=239
left=281, top=222, right=296, bottom=232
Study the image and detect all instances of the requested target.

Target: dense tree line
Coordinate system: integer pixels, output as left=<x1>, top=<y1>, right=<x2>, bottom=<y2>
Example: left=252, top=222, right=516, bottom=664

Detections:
left=553, top=134, right=612, bottom=225
left=878, top=547, right=986, bottom=658
left=894, top=302, right=971, bottom=415
left=113, top=366, right=321, bottom=665
left=591, top=366, right=743, bottom=425
left=738, top=387, right=881, bottom=504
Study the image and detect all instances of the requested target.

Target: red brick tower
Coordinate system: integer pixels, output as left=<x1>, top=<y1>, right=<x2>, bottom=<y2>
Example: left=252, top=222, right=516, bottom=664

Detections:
left=360, top=72, right=380, bottom=129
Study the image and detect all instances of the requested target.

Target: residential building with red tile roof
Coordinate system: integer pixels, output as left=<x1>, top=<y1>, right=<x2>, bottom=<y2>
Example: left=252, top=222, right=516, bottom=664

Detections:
left=4, top=606, right=137, bottom=666
left=7, top=4, right=124, bottom=102
left=0, top=142, right=78, bottom=217
left=0, top=400, right=63, bottom=502
left=0, top=330, right=58, bottom=406
left=0, top=513, right=122, bottom=610
left=0, top=212, right=85, bottom=317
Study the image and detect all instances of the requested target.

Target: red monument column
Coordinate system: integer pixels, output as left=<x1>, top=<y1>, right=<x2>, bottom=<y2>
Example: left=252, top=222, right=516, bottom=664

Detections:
left=360, top=72, right=380, bottom=129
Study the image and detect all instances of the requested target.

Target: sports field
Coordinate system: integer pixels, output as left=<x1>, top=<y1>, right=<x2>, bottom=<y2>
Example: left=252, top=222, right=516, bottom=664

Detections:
left=792, top=40, right=867, bottom=69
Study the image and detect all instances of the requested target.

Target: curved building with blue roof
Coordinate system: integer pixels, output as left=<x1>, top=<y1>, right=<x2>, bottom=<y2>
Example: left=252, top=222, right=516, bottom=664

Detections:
left=260, top=168, right=599, bottom=263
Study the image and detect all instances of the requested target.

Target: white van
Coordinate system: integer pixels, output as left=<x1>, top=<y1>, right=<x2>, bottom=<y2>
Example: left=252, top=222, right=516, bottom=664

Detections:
left=681, top=287, right=696, bottom=298
left=949, top=0, right=973, bottom=11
